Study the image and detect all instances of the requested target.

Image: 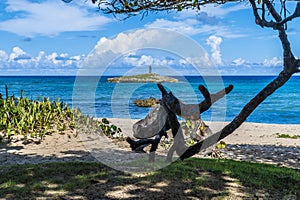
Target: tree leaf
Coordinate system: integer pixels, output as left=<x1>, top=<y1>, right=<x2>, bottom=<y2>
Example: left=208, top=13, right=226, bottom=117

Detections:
left=177, top=5, right=182, bottom=11
left=217, top=141, right=226, bottom=149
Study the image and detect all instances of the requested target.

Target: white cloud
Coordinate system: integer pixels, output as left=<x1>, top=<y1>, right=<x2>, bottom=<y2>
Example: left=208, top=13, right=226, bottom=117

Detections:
left=85, top=28, right=211, bottom=65
left=206, top=35, right=223, bottom=65
left=0, top=50, right=9, bottom=68
left=0, top=50, right=9, bottom=60
left=0, top=0, right=112, bottom=37
left=145, top=18, right=201, bottom=36
left=124, top=54, right=174, bottom=67
left=83, top=28, right=217, bottom=76
left=198, top=3, right=249, bottom=17
left=8, top=47, right=30, bottom=62
left=145, top=3, right=248, bottom=38
left=263, top=57, right=283, bottom=67
left=0, top=46, right=84, bottom=74
left=145, top=18, right=245, bottom=38
left=179, top=54, right=212, bottom=67
left=174, top=3, right=249, bottom=19
left=231, top=58, right=246, bottom=66
left=217, top=56, right=284, bottom=75
left=219, top=64, right=283, bottom=75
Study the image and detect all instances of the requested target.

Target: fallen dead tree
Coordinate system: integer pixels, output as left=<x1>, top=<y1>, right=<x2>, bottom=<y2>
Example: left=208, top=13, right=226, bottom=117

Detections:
left=126, top=83, right=233, bottom=162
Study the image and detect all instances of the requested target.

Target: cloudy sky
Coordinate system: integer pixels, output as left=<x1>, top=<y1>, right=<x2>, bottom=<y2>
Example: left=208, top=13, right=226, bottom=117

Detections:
left=0, top=0, right=299, bottom=75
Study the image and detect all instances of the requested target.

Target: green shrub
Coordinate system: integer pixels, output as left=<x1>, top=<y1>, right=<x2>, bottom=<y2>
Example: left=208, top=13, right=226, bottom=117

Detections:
left=0, top=92, right=122, bottom=141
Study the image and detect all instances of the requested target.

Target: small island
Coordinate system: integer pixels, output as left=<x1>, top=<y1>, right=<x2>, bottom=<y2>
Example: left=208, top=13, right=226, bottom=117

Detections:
left=107, top=73, right=179, bottom=83
left=107, top=65, right=179, bottom=83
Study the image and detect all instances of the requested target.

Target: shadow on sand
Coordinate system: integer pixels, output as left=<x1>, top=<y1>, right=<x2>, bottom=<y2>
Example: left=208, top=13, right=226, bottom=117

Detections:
left=0, top=141, right=299, bottom=199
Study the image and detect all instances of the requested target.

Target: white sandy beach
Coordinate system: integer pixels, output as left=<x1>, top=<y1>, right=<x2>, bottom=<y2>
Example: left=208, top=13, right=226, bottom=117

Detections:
left=108, top=118, right=300, bottom=147
left=1, top=118, right=299, bottom=170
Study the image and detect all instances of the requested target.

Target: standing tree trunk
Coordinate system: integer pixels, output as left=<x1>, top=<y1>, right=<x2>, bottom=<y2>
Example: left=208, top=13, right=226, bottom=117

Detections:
left=180, top=0, right=300, bottom=160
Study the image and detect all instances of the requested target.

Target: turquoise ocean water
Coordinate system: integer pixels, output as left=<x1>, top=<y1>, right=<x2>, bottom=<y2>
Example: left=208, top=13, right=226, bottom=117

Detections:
left=0, top=76, right=299, bottom=124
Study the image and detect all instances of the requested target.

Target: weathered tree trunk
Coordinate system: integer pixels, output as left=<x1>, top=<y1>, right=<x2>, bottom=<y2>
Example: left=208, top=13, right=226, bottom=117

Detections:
left=127, top=84, right=233, bottom=161
left=160, top=84, right=233, bottom=120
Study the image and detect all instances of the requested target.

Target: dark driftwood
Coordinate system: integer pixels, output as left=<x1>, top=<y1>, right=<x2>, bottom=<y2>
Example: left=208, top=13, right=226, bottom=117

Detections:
left=127, top=83, right=233, bottom=161
left=160, top=84, right=233, bottom=120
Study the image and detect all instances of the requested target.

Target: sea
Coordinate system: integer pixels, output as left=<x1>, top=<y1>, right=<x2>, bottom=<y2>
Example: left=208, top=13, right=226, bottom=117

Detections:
left=0, top=76, right=299, bottom=124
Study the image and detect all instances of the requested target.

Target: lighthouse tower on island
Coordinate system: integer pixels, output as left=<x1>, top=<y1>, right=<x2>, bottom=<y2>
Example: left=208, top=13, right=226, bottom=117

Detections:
left=148, top=65, right=152, bottom=74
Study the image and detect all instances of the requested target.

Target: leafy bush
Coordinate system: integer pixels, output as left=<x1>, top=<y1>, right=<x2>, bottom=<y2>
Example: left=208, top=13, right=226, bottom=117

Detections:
left=0, top=93, right=122, bottom=141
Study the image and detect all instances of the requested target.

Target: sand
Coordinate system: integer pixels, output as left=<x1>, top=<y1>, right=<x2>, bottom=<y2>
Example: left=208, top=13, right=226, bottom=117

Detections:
left=1, top=118, right=299, bottom=170
left=108, top=118, right=300, bottom=147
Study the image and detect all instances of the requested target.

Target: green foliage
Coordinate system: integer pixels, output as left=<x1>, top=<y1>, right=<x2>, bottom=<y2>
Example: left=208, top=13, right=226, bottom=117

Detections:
left=0, top=92, right=123, bottom=141
left=177, top=4, right=182, bottom=11
left=161, top=119, right=226, bottom=158
left=216, top=141, right=226, bottom=149
left=0, top=95, right=75, bottom=139
left=208, top=142, right=226, bottom=158
left=276, top=133, right=300, bottom=139
left=99, top=118, right=123, bottom=138
left=181, top=119, right=209, bottom=146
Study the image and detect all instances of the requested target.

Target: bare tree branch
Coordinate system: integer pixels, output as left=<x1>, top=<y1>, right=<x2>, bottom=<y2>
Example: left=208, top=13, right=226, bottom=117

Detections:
left=264, top=0, right=282, bottom=22
left=279, top=2, right=300, bottom=25
left=160, top=84, right=233, bottom=120
left=250, top=0, right=299, bottom=72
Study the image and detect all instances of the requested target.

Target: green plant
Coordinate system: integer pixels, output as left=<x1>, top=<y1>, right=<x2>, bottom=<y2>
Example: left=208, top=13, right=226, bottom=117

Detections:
left=75, top=114, right=123, bottom=140
left=99, top=118, right=123, bottom=138
left=216, top=141, right=226, bottom=149
left=0, top=94, right=76, bottom=139
left=160, top=121, right=226, bottom=158
left=208, top=141, right=226, bottom=158
left=160, top=137, right=173, bottom=150
left=0, top=90, right=123, bottom=142
left=276, top=133, right=300, bottom=139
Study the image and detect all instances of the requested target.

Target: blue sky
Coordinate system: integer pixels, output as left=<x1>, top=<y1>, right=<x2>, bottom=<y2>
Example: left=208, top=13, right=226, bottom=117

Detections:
left=0, top=0, right=299, bottom=75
